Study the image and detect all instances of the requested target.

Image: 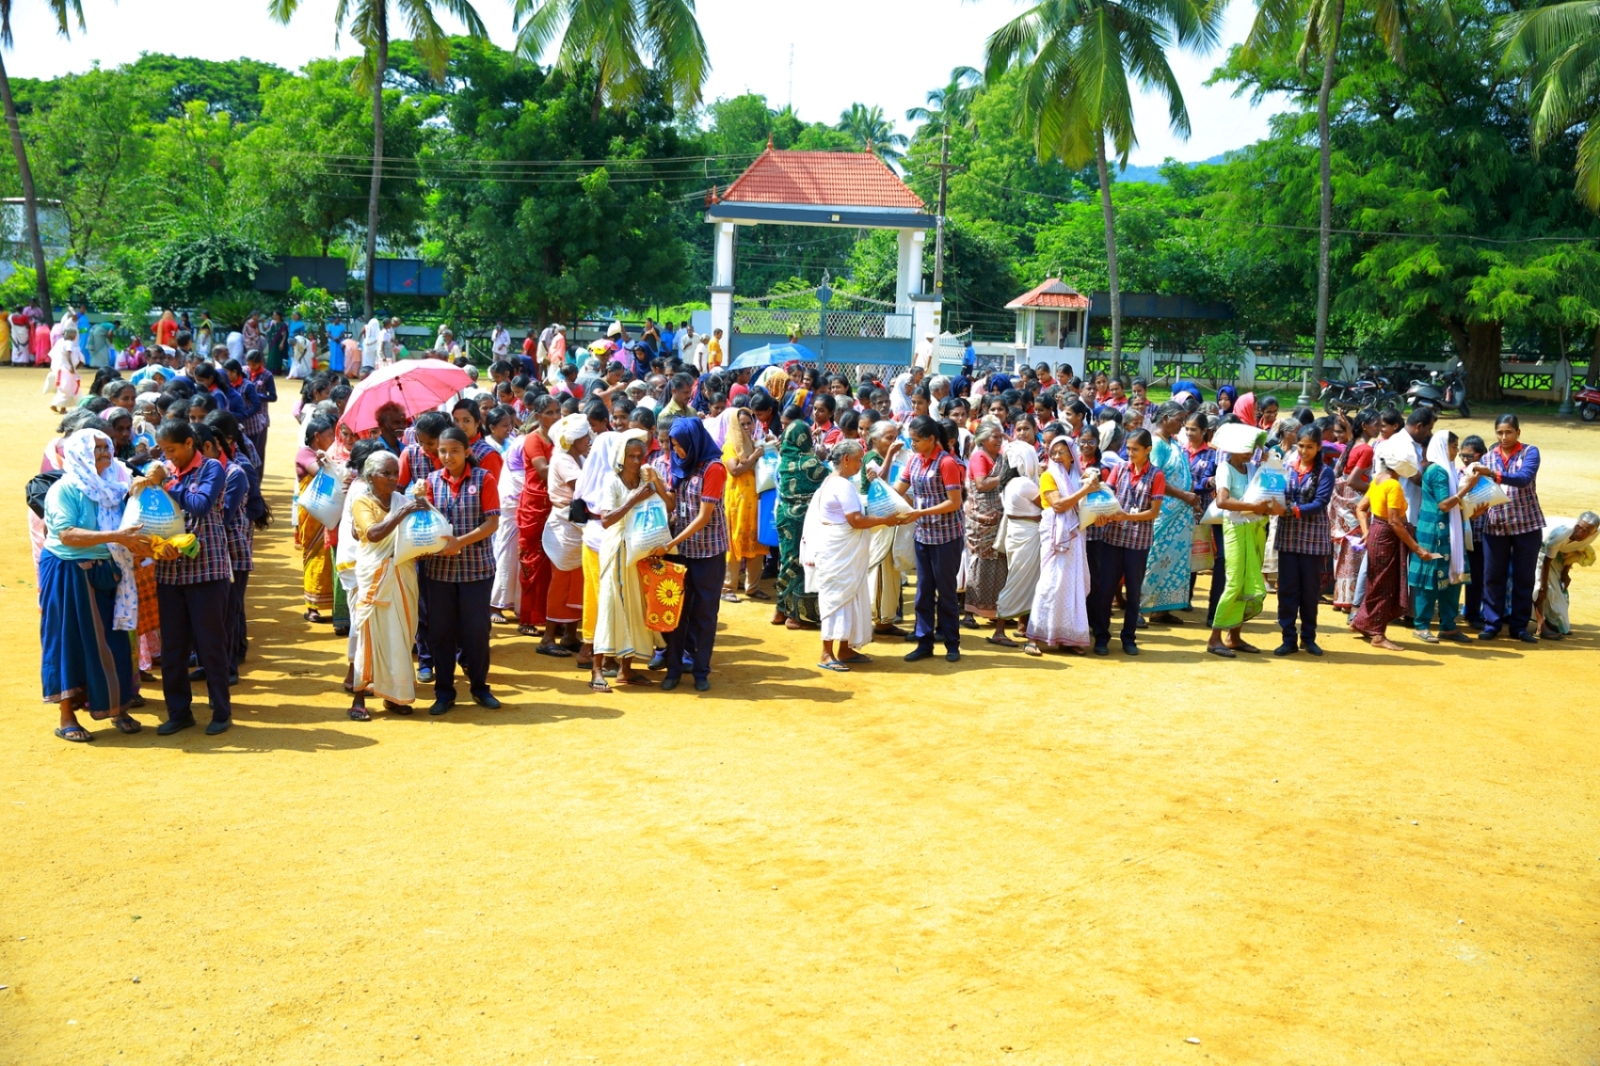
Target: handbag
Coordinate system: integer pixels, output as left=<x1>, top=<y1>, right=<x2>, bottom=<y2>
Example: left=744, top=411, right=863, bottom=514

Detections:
left=568, top=498, right=591, bottom=524
left=637, top=557, right=689, bottom=633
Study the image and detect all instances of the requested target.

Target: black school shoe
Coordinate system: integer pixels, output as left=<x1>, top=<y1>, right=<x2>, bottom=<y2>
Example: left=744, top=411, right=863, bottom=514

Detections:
left=205, top=719, right=231, bottom=736
left=428, top=697, right=455, bottom=716
left=1274, top=642, right=1298, bottom=656
left=156, top=716, right=195, bottom=736
left=1121, top=641, right=1139, bottom=656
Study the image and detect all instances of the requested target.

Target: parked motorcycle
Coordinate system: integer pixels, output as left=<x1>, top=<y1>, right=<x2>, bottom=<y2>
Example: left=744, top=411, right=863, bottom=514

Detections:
left=1320, top=372, right=1400, bottom=416
left=1573, top=381, right=1600, bottom=423
left=1407, top=369, right=1470, bottom=418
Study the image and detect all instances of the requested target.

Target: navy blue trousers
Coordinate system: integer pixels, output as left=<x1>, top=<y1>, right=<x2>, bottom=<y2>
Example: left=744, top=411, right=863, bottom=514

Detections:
left=664, top=554, right=725, bottom=683
left=158, top=579, right=233, bottom=723
left=1091, top=543, right=1148, bottom=645
left=421, top=576, right=492, bottom=701
left=1482, top=530, right=1540, bottom=636
left=912, top=538, right=962, bottom=653
left=1276, top=550, right=1325, bottom=647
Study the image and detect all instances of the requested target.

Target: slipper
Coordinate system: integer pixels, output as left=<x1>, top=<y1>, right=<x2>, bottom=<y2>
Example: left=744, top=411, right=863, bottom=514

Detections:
left=535, top=644, right=572, bottom=657
left=818, top=661, right=850, bottom=672
left=1207, top=645, right=1237, bottom=658
left=838, top=654, right=873, bottom=664
left=588, top=679, right=612, bottom=693
left=1414, top=630, right=1439, bottom=644
left=721, top=592, right=741, bottom=603
left=347, top=706, right=372, bottom=721
left=617, top=676, right=654, bottom=687
left=986, top=636, right=1019, bottom=648
left=517, top=625, right=541, bottom=637
left=747, top=589, right=772, bottom=601
left=112, top=715, right=142, bottom=734
left=490, top=614, right=515, bottom=625
left=1230, top=642, right=1261, bottom=654
left=960, top=618, right=980, bottom=630
left=1023, top=644, right=1043, bottom=657
left=785, top=619, right=805, bottom=631
left=54, top=725, right=94, bottom=742
left=383, top=701, right=413, bottom=715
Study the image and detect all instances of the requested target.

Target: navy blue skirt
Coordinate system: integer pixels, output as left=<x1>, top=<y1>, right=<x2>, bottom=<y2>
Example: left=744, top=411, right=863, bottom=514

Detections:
left=39, top=550, right=134, bottom=717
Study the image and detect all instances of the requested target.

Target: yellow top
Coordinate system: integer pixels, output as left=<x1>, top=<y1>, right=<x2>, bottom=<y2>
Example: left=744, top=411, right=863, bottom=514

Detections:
left=1039, top=469, right=1059, bottom=496
left=1366, top=478, right=1407, bottom=521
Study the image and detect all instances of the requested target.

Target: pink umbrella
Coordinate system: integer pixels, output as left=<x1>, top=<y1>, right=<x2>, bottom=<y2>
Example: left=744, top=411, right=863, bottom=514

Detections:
left=340, top=360, right=473, bottom=434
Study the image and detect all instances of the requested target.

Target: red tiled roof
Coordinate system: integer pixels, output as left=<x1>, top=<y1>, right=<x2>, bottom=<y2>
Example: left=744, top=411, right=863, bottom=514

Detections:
left=1006, top=278, right=1090, bottom=311
left=717, top=148, right=926, bottom=210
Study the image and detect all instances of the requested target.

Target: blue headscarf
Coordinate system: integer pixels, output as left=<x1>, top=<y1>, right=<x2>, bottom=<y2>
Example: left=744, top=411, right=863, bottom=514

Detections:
left=691, top=373, right=714, bottom=414
left=989, top=372, right=1012, bottom=394
left=669, top=416, right=720, bottom=485
left=1217, top=384, right=1238, bottom=407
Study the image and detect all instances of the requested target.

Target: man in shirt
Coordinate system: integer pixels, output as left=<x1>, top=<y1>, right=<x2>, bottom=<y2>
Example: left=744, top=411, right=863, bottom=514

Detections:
left=226, top=327, right=245, bottom=364
left=707, top=328, right=724, bottom=368
left=491, top=320, right=511, bottom=360
left=913, top=334, right=937, bottom=374
left=1401, top=407, right=1436, bottom=519
left=360, top=314, right=383, bottom=376
left=661, top=372, right=696, bottom=418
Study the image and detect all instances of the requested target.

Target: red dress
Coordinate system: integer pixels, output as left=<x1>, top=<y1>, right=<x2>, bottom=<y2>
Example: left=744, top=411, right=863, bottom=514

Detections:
left=516, top=432, right=555, bottom=627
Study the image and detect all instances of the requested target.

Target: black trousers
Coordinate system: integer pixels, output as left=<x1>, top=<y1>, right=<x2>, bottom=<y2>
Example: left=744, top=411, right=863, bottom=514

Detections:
left=158, top=579, right=233, bottom=723
left=1276, top=550, right=1324, bottom=647
left=1091, top=543, right=1148, bottom=645
left=1482, top=530, right=1541, bottom=636
left=912, top=538, right=962, bottom=653
left=665, top=554, right=726, bottom=682
left=1463, top=540, right=1486, bottom=627
left=228, top=570, right=251, bottom=667
left=421, top=575, right=492, bottom=701
left=1205, top=524, right=1226, bottom=628
left=248, top=429, right=268, bottom=472
left=415, top=593, right=433, bottom=670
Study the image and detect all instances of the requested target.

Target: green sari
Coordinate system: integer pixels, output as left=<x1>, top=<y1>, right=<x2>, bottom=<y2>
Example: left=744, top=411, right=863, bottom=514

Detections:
left=776, top=421, right=827, bottom=622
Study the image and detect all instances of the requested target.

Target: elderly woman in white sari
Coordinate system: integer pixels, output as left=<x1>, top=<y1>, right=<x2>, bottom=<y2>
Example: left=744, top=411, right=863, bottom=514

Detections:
left=541, top=413, right=591, bottom=652
left=591, top=430, right=663, bottom=691
left=1535, top=511, right=1599, bottom=639
left=992, top=439, right=1043, bottom=651
left=348, top=451, right=436, bottom=719
left=804, top=440, right=909, bottom=672
left=1027, top=435, right=1098, bottom=654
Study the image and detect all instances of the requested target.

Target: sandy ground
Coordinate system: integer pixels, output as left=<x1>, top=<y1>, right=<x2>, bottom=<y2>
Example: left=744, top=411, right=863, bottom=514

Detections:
left=1, top=370, right=1597, bottom=1064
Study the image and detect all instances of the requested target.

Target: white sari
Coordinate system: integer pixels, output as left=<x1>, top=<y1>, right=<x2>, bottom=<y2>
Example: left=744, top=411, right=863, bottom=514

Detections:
left=593, top=464, right=654, bottom=660
left=44, top=337, right=81, bottom=407
left=995, top=441, right=1043, bottom=621
left=1027, top=456, right=1091, bottom=648
left=490, top=433, right=524, bottom=612
left=801, top=474, right=874, bottom=649
left=350, top=490, right=419, bottom=705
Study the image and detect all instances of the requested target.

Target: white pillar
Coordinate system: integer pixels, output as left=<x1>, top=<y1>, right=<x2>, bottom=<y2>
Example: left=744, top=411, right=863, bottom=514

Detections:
left=895, top=229, right=926, bottom=312
left=710, top=221, right=735, bottom=345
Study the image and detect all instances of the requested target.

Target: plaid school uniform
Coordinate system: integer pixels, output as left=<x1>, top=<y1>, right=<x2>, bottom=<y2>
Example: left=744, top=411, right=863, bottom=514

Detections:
left=908, top=452, right=965, bottom=546
left=399, top=442, right=438, bottom=490
left=1276, top=462, right=1334, bottom=556
left=222, top=460, right=255, bottom=573
left=421, top=466, right=499, bottom=583
left=157, top=457, right=233, bottom=585
left=670, top=462, right=730, bottom=558
left=1102, top=462, right=1162, bottom=551
left=1484, top=444, right=1544, bottom=537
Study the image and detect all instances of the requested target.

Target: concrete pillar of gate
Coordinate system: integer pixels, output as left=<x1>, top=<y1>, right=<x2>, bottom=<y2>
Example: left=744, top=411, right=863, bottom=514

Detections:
left=710, top=222, right=735, bottom=344
left=895, top=229, right=926, bottom=313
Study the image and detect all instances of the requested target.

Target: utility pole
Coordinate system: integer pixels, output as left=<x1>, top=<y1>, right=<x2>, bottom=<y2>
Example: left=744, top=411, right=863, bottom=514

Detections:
left=932, top=131, right=951, bottom=294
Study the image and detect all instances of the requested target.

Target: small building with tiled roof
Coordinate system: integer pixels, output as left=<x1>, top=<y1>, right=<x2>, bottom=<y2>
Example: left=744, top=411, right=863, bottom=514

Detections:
left=1007, top=279, right=1090, bottom=371
left=704, top=147, right=941, bottom=359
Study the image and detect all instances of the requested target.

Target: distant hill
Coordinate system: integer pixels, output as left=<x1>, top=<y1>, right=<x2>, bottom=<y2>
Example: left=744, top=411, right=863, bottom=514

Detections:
left=1116, top=154, right=1228, bottom=184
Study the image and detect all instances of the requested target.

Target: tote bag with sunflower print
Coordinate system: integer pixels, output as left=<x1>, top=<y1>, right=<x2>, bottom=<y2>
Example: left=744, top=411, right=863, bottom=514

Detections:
left=637, top=557, right=689, bottom=632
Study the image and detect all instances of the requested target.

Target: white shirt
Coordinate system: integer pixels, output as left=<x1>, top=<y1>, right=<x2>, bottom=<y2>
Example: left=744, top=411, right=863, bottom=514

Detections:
left=913, top=339, right=935, bottom=373
left=492, top=328, right=510, bottom=357
left=361, top=317, right=382, bottom=367
left=226, top=331, right=245, bottom=362
left=816, top=474, right=863, bottom=525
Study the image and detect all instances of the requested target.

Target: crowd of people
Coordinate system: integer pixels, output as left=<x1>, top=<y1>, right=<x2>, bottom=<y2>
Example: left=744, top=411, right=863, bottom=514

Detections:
left=32, top=320, right=1597, bottom=742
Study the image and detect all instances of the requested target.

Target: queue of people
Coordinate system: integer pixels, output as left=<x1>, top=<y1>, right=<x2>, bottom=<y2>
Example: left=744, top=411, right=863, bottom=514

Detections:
left=33, top=334, right=1595, bottom=743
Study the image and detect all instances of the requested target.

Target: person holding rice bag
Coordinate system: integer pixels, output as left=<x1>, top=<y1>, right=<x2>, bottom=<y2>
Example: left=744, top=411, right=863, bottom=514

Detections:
left=1088, top=429, right=1164, bottom=657
left=1206, top=420, right=1281, bottom=658
left=1472, top=414, right=1545, bottom=643
left=1351, top=434, right=1440, bottom=651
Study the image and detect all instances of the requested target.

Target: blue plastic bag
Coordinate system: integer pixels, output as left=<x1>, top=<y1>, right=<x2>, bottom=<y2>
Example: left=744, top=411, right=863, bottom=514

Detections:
left=121, top=487, right=185, bottom=540
left=299, top=463, right=345, bottom=529
left=1077, top=486, right=1123, bottom=526
left=625, top=496, right=672, bottom=563
left=395, top=508, right=451, bottom=563
left=757, top=488, right=780, bottom=548
left=865, top=478, right=907, bottom=519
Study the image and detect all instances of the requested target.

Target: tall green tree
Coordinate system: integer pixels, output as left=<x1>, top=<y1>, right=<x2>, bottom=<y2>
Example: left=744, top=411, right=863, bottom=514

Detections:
left=0, top=0, right=87, bottom=311
left=835, top=102, right=908, bottom=166
left=985, top=0, right=1223, bottom=378
left=512, top=0, right=708, bottom=120
left=906, top=66, right=983, bottom=139
left=1244, top=0, right=1448, bottom=381
left=1500, top=0, right=1600, bottom=207
left=268, top=0, right=487, bottom=318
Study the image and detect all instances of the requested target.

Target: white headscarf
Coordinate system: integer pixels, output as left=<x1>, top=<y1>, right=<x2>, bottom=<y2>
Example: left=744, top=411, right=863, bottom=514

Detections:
left=1375, top=433, right=1419, bottom=480
left=553, top=413, right=591, bottom=453
left=1003, top=439, right=1040, bottom=482
left=578, top=431, right=624, bottom=513
left=1427, top=430, right=1466, bottom=582
left=60, top=429, right=130, bottom=532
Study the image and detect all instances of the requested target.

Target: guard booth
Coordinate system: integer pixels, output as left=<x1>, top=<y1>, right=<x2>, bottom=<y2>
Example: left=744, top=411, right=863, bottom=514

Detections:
left=1007, top=278, right=1090, bottom=373
left=705, top=146, right=941, bottom=366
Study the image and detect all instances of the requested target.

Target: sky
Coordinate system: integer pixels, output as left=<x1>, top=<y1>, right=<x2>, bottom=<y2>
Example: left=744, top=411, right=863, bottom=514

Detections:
left=1, top=0, right=1286, bottom=166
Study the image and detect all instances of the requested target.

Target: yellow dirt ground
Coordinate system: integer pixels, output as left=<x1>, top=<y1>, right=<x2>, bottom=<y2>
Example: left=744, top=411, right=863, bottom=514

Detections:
left=1, top=370, right=1597, bottom=1064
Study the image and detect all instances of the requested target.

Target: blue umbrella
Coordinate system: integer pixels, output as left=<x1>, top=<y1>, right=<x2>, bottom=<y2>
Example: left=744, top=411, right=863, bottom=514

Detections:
left=727, top=342, right=819, bottom=371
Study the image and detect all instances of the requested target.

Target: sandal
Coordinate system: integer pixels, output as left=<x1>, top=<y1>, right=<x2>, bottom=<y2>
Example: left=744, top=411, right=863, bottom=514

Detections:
left=384, top=700, right=413, bottom=715
left=517, top=625, right=541, bottom=637
left=1207, top=645, right=1237, bottom=658
left=347, top=706, right=372, bottom=721
left=1414, top=630, right=1439, bottom=644
left=747, top=589, right=772, bottom=601
left=304, top=610, right=324, bottom=623
left=721, top=592, right=741, bottom=603
left=490, top=614, right=515, bottom=625
left=818, top=660, right=850, bottom=672
left=588, top=678, right=612, bottom=693
left=535, top=644, right=572, bottom=657
left=1023, top=644, right=1043, bottom=657
left=54, top=725, right=94, bottom=742
left=986, top=635, right=1019, bottom=648
left=1229, top=641, right=1261, bottom=654
left=617, top=676, right=654, bottom=687
left=112, top=715, right=142, bottom=734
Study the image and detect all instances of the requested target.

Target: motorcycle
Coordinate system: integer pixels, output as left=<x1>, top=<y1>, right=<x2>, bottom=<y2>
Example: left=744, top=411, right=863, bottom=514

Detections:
left=1407, top=368, right=1470, bottom=418
left=1319, top=371, right=1400, bottom=416
left=1573, top=381, right=1600, bottom=423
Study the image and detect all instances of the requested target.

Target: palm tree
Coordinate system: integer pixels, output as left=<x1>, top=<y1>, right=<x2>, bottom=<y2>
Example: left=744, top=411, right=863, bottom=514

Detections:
left=1500, top=2, right=1600, bottom=207
left=512, top=0, right=709, bottom=121
left=836, top=103, right=910, bottom=167
left=1245, top=0, right=1448, bottom=380
left=985, top=0, right=1222, bottom=380
left=0, top=0, right=84, bottom=313
left=269, top=0, right=487, bottom=319
left=906, top=65, right=983, bottom=138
